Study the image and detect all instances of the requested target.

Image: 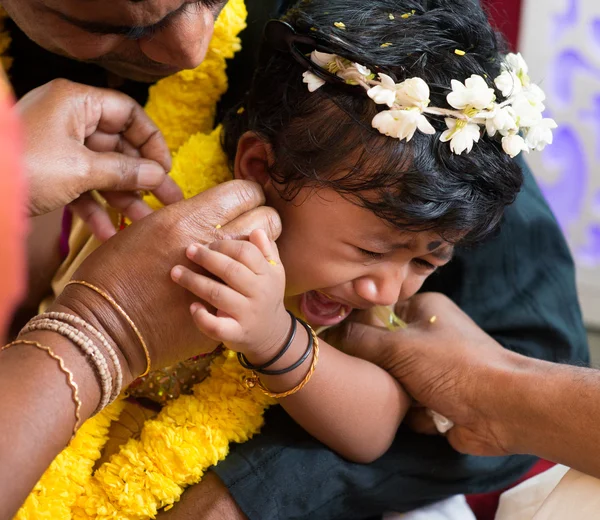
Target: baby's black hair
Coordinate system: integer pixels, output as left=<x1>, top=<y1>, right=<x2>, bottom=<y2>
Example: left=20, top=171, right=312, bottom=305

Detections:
left=222, top=0, right=523, bottom=244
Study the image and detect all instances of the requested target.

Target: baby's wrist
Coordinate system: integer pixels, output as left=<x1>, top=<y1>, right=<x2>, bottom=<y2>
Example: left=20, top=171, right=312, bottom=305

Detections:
left=242, top=309, right=294, bottom=366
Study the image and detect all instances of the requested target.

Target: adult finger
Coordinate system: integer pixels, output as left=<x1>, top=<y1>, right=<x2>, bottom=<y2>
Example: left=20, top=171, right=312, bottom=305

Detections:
left=182, top=180, right=268, bottom=231
left=218, top=206, right=282, bottom=243
left=85, top=87, right=172, bottom=173
left=102, top=191, right=153, bottom=222
left=85, top=131, right=141, bottom=157
left=69, top=193, right=117, bottom=242
left=82, top=149, right=168, bottom=192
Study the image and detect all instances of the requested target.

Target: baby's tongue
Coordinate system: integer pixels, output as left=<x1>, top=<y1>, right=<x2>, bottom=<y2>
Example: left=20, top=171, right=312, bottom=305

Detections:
left=300, top=291, right=353, bottom=328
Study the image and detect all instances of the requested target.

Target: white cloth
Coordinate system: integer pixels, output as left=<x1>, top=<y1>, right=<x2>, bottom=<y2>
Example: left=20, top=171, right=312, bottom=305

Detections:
left=496, top=465, right=600, bottom=520
left=384, top=495, right=476, bottom=520
left=495, top=465, right=569, bottom=520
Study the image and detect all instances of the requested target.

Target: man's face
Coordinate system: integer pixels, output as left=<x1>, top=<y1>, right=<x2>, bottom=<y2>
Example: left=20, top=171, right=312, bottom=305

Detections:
left=1, top=0, right=227, bottom=81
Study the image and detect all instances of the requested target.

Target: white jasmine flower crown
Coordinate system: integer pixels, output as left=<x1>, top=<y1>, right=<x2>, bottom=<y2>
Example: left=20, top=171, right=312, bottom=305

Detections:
left=302, top=50, right=556, bottom=158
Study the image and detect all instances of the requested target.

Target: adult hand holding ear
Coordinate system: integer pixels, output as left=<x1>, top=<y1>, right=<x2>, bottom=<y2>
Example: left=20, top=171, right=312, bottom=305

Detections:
left=55, top=180, right=282, bottom=378
left=18, top=79, right=183, bottom=241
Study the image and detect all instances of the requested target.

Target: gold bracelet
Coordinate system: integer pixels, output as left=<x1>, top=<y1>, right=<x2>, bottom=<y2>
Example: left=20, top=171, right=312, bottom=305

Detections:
left=244, top=325, right=319, bottom=399
left=1, top=340, right=82, bottom=438
left=66, top=280, right=152, bottom=378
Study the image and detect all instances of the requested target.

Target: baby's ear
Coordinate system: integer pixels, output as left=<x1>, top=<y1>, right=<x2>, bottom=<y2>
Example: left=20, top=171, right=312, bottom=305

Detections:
left=234, top=132, right=275, bottom=187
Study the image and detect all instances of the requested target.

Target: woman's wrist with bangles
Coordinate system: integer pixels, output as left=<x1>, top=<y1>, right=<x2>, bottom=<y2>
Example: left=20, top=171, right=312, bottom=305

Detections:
left=53, top=282, right=149, bottom=383
left=2, top=281, right=154, bottom=438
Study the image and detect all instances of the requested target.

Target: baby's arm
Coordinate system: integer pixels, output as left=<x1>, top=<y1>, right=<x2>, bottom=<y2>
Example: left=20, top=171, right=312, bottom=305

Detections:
left=172, top=230, right=410, bottom=463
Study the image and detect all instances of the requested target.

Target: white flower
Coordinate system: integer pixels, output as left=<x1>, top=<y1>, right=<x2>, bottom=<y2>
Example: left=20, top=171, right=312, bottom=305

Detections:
left=302, top=71, right=326, bottom=92
left=395, top=77, right=431, bottom=111
left=311, top=50, right=336, bottom=68
left=440, top=118, right=481, bottom=155
left=494, top=70, right=522, bottom=98
left=522, top=83, right=546, bottom=106
left=485, top=106, right=518, bottom=137
left=372, top=109, right=435, bottom=142
left=368, top=73, right=398, bottom=107
left=511, top=92, right=544, bottom=127
left=354, top=63, right=372, bottom=77
left=504, top=52, right=530, bottom=87
left=502, top=133, right=528, bottom=157
left=524, top=118, right=557, bottom=151
left=505, top=53, right=528, bottom=76
left=447, top=75, right=495, bottom=110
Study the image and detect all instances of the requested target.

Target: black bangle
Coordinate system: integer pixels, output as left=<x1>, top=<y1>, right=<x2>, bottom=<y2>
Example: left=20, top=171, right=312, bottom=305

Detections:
left=256, top=318, right=314, bottom=376
left=238, top=310, right=297, bottom=370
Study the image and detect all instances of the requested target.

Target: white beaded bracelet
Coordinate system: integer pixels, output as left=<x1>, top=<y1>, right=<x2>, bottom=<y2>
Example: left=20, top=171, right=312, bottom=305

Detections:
left=33, top=312, right=123, bottom=403
left=22, top=319, right=113, bottom=414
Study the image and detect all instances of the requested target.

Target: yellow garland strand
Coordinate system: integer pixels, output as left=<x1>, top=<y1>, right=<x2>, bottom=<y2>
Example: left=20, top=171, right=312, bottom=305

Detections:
left=6, top=2, right=278, bottom=518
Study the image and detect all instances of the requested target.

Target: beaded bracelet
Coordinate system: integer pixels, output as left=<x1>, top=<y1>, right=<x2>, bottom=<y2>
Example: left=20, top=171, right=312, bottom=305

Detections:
left=32, top=312, right=123, bottom=403
left=237, top=311, right=297, bottom=373
left=1, top=340, right=82, bottom=438
left=66, top=280, right=152, bottom=378
left=244, top=321, right=319, bottom=399
left=21, top=319, right=113, bottom=414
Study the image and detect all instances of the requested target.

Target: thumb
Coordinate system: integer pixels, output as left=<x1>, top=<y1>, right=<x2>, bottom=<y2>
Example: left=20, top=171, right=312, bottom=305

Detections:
left=82, top=150, right=168, bottom=193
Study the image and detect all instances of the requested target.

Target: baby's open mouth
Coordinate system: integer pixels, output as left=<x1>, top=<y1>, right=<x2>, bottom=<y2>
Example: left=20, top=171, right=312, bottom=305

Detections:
left=300, top=291, right=354, bottom=328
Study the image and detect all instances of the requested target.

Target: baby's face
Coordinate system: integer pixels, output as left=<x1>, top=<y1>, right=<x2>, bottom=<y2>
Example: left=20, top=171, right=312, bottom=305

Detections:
left=268, top=187, right=455, bottom=327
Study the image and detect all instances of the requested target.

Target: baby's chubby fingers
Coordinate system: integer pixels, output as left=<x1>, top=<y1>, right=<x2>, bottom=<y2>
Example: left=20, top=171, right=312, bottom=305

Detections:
left=189, top=302, right=244, bottom=344
left=206, top=237, right=275, bottom=275
left=185, top=243, right=256, bottom=296
left=249, top=228, right=282, bottom=267
left=171, top=265, right=246, bottom=318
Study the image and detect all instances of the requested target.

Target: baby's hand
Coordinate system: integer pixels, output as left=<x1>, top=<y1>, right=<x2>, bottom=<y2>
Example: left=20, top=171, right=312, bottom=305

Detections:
left=171, top=229, right=290, bottom=358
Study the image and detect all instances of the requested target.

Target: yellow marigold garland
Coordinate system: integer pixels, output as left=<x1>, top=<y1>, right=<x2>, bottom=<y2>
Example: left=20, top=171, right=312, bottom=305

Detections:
left=7, top=1, right=279, bottom=518
left=144, top=2, right=246, bottom=153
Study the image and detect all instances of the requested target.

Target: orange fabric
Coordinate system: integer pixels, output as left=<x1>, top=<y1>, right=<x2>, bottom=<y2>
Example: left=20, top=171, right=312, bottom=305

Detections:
left=0, top=67, right=26, bottom=340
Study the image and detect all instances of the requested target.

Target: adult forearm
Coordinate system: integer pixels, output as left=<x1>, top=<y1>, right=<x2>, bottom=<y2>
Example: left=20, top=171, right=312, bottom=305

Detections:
left=486, top=352, right=600, bottom=477
left=246, top=327, right=409, bottom=463
left=0, top=330, right=104, bottom=518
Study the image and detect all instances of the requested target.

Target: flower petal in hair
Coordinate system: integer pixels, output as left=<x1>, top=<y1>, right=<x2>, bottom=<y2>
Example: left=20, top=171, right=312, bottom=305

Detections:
left=485, top=106, right=518, bottom=137
left=511, top=92, right=544, bottom=127
left=494, top=69, right=522, bottom=98
left=447, top=75, right=495, bottom=111
left=395, top=78, right=431, bottom=111
left=302, top=71, right=326, bottom=92
left=367, top=73, right=398, bottom=107
left=505, top=52, right=530, bottom=85
left=372, top=108, right=435, bottom=142
left=524, top=118, right=557, bottom=151
left=502, top=133, right=528, bottom=158
left=440, top=118, right=481, bottom=155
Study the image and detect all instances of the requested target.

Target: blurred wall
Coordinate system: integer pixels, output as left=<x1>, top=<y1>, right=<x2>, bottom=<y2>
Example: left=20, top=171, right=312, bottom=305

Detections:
left=519, top=0, right=600, bottom=326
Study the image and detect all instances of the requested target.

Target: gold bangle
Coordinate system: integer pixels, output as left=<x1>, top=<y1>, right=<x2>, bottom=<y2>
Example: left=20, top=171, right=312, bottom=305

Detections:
left=66, top=280, right=152, bottom=378
left=1, top=340, right=82, bottom=438
left=244, top=325, right=319, bottom=399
